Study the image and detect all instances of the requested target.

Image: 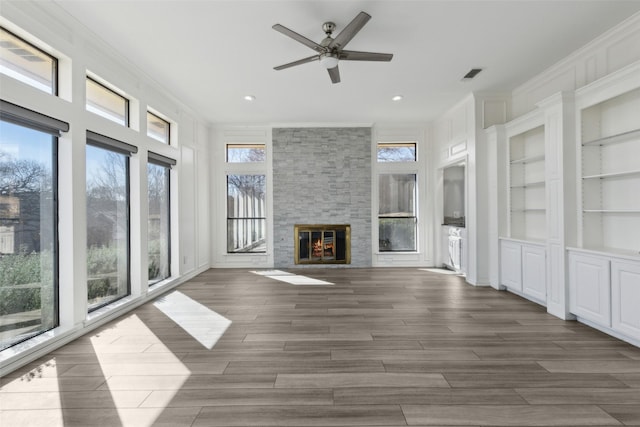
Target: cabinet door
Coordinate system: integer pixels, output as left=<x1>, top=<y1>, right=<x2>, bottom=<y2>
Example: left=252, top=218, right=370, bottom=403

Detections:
left=612, top=260, right=640, bottom=341
left=569, top=253, right=611, bottom=326
left=500, top=241, right=522, bottom=291
left=441, top=227, right=451, bottom=268
left=522, top=245, right=546, bottom=304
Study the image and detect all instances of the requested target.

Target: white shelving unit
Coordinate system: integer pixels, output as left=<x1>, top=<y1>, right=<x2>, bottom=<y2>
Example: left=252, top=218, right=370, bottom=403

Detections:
left=508, top=124, right=546, bottom=242
left=569, top=61, right=640, bottom=347
left=579, top=87, right=640, bottom=255
left=496, top=109, right=549, bottom=308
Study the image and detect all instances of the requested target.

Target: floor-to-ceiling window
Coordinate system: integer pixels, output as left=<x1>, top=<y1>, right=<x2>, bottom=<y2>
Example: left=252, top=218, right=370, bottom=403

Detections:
left=227, top=174, right=266, bottom=253
left=147, top=152, right=173, bottom=285
left=86, top=132, right=135, bottom=311
left=376, top=142, right=418, bottom=252
left=225, top=143, right=267, bottom=253
left=0, top=103, right=67, bottom=350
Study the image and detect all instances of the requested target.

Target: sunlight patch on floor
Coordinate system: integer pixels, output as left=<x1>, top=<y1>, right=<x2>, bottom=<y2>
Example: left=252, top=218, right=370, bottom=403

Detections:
left=419, top=268, right=461, bottom=275
left=251, top=270, right=334, bottom=285
left=153, top=291, right=231, bottom=349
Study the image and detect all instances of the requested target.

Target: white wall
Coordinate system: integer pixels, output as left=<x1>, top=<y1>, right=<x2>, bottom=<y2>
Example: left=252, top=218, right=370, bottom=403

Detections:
left=0, top=1, right=210, bottom=375
left=511, top=12, right=640, bottom=116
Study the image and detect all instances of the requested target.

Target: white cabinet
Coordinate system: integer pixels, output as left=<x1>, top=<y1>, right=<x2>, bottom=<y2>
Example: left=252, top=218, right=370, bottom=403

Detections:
left=569, top=252, right=611, bottom=326
left=441, top=226, right=466, bottom=274
left=500, top=240, right=522, bottom=291
left=522, top=245, right=546, bottom=302
left=612, top=260, right=640, bottom=341
left=500, top=239, right=546, bottom=305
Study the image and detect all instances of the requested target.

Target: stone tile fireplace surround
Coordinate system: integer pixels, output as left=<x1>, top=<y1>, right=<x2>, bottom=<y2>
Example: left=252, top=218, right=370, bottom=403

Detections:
left=272, top=127, right=372, bottom=268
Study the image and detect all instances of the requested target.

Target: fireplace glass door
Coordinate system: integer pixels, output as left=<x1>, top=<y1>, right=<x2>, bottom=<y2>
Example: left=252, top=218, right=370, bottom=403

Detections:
left=295, top=225, right=350, bottom=264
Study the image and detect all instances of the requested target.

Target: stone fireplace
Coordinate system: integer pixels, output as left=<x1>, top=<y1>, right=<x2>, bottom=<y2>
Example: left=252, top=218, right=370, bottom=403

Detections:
left=294, top=224, right=351, bottom=265
left=272, top=127, right=372, bottom=268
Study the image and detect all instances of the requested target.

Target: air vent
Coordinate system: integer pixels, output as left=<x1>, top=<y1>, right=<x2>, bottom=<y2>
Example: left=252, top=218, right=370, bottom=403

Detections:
left=462, top=68, right=483, bottom=80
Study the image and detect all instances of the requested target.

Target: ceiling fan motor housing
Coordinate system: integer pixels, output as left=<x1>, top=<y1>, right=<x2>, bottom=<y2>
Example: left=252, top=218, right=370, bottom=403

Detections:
left=322, top=21, right=336, bottom=35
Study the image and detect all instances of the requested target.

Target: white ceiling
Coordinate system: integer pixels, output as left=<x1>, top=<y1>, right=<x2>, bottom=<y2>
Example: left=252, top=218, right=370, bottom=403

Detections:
left=53, top=0, right=640, bottom=125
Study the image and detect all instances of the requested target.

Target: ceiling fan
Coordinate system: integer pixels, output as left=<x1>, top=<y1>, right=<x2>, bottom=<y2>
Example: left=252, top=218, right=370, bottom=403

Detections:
left=272, top=11, right=393, bottom=84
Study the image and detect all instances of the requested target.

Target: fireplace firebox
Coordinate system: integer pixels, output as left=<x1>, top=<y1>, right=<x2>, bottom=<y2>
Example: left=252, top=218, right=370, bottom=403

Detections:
left=294, top=224, right=351, bottom=265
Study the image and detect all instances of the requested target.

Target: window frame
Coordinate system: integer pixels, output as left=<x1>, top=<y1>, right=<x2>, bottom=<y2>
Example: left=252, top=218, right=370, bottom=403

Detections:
left=0, top=111, right=63, bottom=349
left=146, top=110, right=171, bottom=145
left=377, top=173, right=418, bottom=252
left=147, top=152, right=174, bottom=285
left=226, top=143, right=266, bottom=163
left=0, top=26, right=58, bottom=96
left=85, top=131, right=134, bottom=312
left=226, top=174, right=267, bottom=254
left=85, top=76, right=130, bottom=127
left=376, top=141, right=417, bottom=163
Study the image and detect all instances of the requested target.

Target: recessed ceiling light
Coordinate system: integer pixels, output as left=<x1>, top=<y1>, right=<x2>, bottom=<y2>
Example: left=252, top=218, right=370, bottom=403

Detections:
left=244, top=95, right=256, bottom=101
left=392, top=95, right=403, bottom=101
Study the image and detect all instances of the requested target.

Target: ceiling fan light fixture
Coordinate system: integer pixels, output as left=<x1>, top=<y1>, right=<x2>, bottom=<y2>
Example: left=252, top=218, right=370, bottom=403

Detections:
left=392, top=95, right=403, bottom=101
left=319, top=53, right=339, bottom=69
left=243, top=95, right=256, bottom=101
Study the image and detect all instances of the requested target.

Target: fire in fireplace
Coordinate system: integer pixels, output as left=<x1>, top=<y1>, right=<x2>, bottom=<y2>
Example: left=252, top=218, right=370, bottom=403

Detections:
left=294, top=224, right=350, bottom=264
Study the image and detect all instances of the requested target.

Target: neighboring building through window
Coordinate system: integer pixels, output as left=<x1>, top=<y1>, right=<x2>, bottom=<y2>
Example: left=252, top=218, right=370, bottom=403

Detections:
left=86, top=77, right=129, bottom=126
left=378, top=173, right=417, bottom=251
left=147, top=111, right=170, bottom=144
left=147, top=152, right=174, bottom=285
left=0, top=26, right=57, bottom=95
left=376, top=140, right=419, bottom=252
left=86, top=131, right=135, bottom=311
left=227, top=174, right=266, bottom=253
left=0, top=101, right=67, bottom=350
left=226, top=144, right=265, bottom=162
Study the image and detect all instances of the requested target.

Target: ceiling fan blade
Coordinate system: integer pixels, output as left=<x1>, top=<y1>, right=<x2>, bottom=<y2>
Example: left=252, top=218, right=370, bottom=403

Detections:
left=274, top=55, right=319, bottom=70
left=327, top=65, right=340, bottom=84
left=273, top=24, right=324, bottom=53
left=339, top=50, right=393, bottom=62
left=329, top=11, right=371, bottom=50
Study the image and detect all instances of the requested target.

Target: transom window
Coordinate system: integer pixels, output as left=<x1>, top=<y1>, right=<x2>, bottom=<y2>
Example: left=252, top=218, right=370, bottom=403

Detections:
left=0, top=26, right=57, bottom=95
left=86, top=77, right=129, bottom=126
left=377, top=142, right=416, bottom=162
left=226, top=144, right=266, bottom=163
left=147, top=111, right=170, bottom=144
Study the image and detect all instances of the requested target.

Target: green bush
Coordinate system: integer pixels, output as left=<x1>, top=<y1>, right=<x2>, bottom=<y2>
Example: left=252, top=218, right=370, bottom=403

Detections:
left=0, top=287, right=41, bottom=315
left=0, top=253, right=41, bottom=287
left=87, top=246, right=118, bottom=275
left=87, top=277, right=116, bottom=300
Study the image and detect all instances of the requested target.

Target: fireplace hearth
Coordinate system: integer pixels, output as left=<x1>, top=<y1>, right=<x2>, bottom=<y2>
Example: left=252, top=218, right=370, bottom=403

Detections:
left=294, top=224, right=350, bottom=265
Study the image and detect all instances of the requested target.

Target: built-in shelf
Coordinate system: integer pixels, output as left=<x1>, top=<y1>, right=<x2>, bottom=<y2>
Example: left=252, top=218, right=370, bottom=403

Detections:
left=582, top=169, right=640, bottom=180
left=510, top=180, right=545, bottom=188
left=582, top=128, right=640, bottom=147
left=507, top=123, right=546, bottom=243
left=578, top=84, right=640, bottom=255
left=510, top=154, right=545, bottom=165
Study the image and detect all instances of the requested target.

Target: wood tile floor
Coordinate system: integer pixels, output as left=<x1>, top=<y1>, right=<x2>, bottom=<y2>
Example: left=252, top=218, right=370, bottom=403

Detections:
left=2, top=268, right=640, bottom=426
